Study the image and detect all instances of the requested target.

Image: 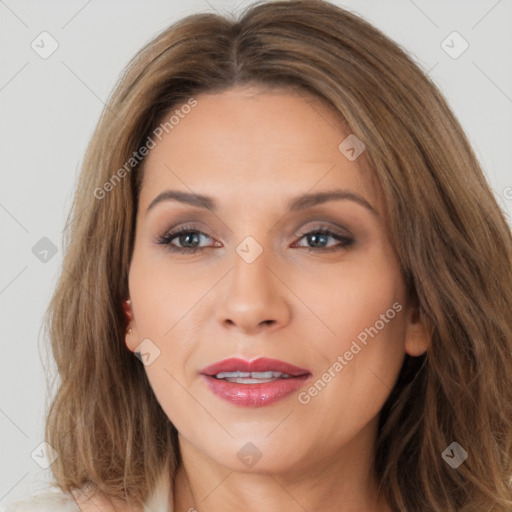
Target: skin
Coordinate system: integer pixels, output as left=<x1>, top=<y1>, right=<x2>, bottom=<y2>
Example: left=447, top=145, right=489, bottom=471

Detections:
left=122, top=85, right=429, bottom=512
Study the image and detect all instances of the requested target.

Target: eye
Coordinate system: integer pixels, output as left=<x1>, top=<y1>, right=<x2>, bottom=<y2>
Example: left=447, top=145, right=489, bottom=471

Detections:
left=294, top=227, right=354, bottom=253
left=155, top=226, right=218, bottom=254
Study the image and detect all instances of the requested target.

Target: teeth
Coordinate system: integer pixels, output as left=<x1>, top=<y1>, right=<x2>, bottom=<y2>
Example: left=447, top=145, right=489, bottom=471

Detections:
left=214, top=371, right=292, bottom=380
left=216, top=371, right=251, bottom=379
left=224, top=377, right=276, bottom=384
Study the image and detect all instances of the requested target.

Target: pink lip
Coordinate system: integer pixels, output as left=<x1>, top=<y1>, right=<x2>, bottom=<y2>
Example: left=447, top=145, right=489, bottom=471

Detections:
left=200, top=357, right=310, bottom=377
left=200, top=357, right=311, bottom=407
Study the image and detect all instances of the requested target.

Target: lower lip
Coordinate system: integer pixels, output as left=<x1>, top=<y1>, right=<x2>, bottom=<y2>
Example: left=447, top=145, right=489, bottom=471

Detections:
left=201, top=374, right=310, bottom=407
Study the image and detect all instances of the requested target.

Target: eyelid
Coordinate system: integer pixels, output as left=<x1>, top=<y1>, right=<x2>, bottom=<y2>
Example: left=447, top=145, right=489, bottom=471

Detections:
left=294, top=221, right=352, bottom=238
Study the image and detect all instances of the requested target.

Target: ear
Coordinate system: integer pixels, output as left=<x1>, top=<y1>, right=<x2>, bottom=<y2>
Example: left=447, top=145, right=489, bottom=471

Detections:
left=123, top=299, right=139, bottom=352
left=404, top=303, right=430, bottom=357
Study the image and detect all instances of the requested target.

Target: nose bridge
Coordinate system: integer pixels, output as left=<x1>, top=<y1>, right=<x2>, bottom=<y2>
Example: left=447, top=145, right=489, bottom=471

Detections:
left=232, top=236, right=270, bottom=294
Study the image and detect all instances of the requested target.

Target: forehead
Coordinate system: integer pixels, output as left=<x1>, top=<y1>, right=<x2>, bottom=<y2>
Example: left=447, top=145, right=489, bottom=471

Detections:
left=139, top=86, right=379, bottom=212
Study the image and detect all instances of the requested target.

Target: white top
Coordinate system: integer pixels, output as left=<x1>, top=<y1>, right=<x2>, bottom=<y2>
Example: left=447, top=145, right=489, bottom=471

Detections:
left=3, top=467, right=173, bottom=512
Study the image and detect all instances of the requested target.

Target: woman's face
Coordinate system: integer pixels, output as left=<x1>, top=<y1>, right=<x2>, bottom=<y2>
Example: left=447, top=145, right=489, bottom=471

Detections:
left=125, top=85, right=428, bottom=476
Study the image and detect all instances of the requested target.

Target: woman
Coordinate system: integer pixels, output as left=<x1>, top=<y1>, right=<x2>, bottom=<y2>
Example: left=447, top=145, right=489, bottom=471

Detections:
left=6, top=0, right=512, bottom=511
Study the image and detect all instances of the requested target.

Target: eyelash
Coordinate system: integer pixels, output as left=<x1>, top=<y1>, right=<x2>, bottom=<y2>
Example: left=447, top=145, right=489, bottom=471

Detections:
left=155, top=225, right=354, bottom=254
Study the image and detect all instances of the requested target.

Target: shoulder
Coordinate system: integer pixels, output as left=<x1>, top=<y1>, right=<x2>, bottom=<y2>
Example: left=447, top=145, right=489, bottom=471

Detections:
left=3, top=491, right=80, bottom=512
left=2, top=490, right=132, bottom=512
left=3, top=467, right=173, bottom=512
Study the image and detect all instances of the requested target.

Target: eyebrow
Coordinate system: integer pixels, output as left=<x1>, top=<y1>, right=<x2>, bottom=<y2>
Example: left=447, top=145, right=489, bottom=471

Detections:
left=146, top=188, right=377, bottom=216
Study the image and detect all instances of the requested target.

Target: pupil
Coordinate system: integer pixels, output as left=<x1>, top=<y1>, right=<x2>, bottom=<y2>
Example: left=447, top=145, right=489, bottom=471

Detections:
left=181, top=233, right=199, bottom=247
left=309, top=233, right=327, bottom=247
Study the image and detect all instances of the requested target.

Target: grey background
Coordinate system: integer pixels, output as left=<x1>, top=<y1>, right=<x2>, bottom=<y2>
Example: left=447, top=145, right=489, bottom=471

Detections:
left=1, top=0, right=511, bottom=508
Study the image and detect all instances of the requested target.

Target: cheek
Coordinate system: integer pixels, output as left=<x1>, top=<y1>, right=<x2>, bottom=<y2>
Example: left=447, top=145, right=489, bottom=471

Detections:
left=333, top=268, right=405, bottom=356
left=128, top=245, right=216, bottom=337
left=127, top=248, right=210, bottom=423
left=293, top=244, right=406, bottom=360
left=295, top=247, right=407, bottom=415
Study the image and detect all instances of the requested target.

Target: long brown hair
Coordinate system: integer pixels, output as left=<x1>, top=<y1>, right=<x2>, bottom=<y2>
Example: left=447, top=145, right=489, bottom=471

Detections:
left=44, top=1, right=512, bottom=510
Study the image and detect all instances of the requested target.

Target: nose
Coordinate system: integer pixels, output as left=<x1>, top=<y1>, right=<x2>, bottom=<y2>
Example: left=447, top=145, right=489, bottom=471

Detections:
left=215, top=246, right=291, bottom=335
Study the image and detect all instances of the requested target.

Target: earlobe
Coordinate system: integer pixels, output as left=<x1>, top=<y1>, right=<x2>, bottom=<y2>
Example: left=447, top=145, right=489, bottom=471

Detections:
left=125, top=327, right=139, bottom=352
left=123, top=299, right=138, bottom=352
left=404, top=305, right=430, bottom=357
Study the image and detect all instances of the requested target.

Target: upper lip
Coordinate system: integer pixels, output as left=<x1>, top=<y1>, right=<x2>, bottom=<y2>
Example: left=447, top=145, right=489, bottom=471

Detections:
left=200, top=357, right=310, bottom=377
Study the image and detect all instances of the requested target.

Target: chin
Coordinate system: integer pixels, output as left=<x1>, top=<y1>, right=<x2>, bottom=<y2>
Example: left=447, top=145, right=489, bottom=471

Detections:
left=195, top=434, right=309, bottom=475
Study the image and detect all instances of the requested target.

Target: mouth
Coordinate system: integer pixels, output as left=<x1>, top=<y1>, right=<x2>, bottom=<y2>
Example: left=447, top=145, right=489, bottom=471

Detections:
left=200, top=356, right=310, bottom=379
left=211, top=370, right=296, bottom=384
left=199, top=357, right=312, bottom=407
